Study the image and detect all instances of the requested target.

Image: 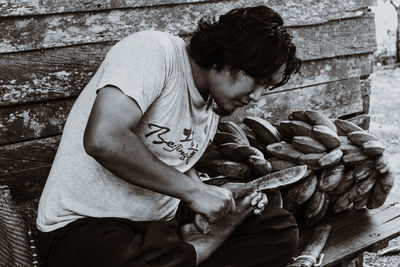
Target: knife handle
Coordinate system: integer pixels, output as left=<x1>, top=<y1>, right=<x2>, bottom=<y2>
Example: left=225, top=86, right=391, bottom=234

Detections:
left=194, top=213, right=211, bottom=234
left=192, top=187, right=253, bottom=234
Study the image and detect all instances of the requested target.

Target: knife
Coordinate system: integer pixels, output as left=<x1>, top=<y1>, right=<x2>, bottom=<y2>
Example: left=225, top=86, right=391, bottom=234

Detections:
left=193, top=165, right=308, bottom=234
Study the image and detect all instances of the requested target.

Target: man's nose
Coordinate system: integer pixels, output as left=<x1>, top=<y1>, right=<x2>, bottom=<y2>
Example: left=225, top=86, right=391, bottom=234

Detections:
left=249, top=87, right=264, bottom=102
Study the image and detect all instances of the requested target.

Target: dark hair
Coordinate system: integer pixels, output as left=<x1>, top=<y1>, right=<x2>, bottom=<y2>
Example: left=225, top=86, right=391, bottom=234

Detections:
left=189, top=6, right=301, bottom=89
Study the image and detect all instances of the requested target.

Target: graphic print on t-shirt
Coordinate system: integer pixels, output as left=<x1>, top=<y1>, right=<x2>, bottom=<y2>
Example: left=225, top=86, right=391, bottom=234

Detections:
left=145, top=123, right=199, bottom=164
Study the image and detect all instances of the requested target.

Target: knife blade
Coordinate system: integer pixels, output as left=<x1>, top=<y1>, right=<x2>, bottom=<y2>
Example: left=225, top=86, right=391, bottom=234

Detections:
left=194, top=165, right=308, bottom=234
left=226, top=165, right=308, bottom=199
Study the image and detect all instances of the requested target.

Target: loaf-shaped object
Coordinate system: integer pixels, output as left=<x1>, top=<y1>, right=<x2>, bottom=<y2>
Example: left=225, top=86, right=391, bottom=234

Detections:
left=243, top=116, right=281, bottom=145
left=362, top=140, right=385, bottom=156
left=248, top=155, right=272, bottom=177
left=218, top=121, right=250, bottom=145
left=347, top=131, right=379, bottom=146
left=213, top=132, right=248, bottom=146
left=334, top=119, right=364, bottom=135
left=304, top=110, right=337, bottom=133
left=312, top=125, right=340, bottom=149
left=266, top=142, right=305, bottom=162
left=292, top=136, right=328, bottom=154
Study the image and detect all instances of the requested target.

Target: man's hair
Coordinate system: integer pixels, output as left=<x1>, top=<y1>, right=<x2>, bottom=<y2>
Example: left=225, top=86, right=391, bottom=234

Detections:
left=189, top=6, right=301, bottom=89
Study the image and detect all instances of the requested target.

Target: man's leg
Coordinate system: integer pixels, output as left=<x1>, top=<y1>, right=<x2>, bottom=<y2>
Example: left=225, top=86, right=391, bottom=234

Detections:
left=197, top=207, right=298, bottom=267
left=38, top=217, right=196, bottom=267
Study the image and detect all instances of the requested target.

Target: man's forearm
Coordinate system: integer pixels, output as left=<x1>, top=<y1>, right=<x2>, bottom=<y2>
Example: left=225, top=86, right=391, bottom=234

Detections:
left=86, top=129, right=204, bottom=202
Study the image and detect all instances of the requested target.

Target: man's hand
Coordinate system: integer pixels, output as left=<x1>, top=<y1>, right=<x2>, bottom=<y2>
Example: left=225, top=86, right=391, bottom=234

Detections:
left=249, top=191, right=268, bottom=215
left=185, top=183, right=236, bottom=224
left=220, top=182, right=268, bottom=216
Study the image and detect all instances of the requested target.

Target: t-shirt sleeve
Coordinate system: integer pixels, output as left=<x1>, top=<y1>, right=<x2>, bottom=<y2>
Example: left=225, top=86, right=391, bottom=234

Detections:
left=97, top=33, right=169, bottom=113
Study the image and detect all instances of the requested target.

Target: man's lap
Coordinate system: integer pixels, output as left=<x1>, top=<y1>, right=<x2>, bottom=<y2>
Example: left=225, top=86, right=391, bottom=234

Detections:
left=38, top=206, right=297, bottom=267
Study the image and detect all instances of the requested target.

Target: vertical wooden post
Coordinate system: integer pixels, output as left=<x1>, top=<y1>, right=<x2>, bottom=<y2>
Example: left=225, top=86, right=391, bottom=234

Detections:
left=390, top=0, right=400, bottom=63
left=397, top=10, right=400, bottom=63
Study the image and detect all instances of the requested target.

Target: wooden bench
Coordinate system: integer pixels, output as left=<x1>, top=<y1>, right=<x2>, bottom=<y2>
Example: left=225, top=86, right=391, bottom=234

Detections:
left=297, top=204, right=400, bottom=267
left=2, top=177, right=400, bottom=267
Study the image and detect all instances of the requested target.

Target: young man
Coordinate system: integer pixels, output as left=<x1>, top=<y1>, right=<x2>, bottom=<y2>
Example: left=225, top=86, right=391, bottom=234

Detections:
left=37, top=5, right=301, bottom=267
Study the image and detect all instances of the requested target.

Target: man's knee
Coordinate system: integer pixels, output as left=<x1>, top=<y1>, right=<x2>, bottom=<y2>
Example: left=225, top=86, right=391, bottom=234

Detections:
left=255, top=208, right=299, bottom=265
left=241, top=207, right=298, bottom=257
left=274, top=208, right=299, bottom=252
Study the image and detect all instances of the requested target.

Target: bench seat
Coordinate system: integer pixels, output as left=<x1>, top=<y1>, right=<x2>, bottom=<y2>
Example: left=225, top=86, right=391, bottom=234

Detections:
left=298, top=204, right=400, bottom=267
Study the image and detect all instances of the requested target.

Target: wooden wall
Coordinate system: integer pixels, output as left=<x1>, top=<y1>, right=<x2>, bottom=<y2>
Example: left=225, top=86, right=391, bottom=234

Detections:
left=0, top=0, right=377, bottom=201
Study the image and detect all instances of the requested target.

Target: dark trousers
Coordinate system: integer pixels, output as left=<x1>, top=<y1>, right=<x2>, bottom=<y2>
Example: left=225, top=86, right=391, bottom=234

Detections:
left=38, top=205, right=298, bottom=267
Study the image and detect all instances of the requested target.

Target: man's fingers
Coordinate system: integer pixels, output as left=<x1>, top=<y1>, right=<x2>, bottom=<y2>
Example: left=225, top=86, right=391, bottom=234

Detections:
left=254, top=209, right=262, bottom=215
left=251, top=192, right=263, bottom=206
left=260, top=193, right=268, bottom=207
left=229, top=194, right=236, bottom=214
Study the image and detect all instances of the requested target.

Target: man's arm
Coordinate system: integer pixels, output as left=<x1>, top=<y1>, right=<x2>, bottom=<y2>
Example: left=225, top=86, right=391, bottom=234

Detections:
left=83, top=86, right=235, bottom=223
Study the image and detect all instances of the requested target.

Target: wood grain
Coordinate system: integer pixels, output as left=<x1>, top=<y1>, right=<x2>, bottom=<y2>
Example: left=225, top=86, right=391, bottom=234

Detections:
left=229, top=78, right=364, bottom=125
left=0, top=7, right=376, bottom=54
left=0, top=43, right=109, bottom=106
left=0, top=77, right=366, bottom=144
left=0, top=49, right=374, bottom=106
left=0, top=136, right=60, bottom=200
left=319, top=205, right=400, bottom=266
left=0, top=0, right=375, bottom=26
left=0, top=99, right=74, bottom=145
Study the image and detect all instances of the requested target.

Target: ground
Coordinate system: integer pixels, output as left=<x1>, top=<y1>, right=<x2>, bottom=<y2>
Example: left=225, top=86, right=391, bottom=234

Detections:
left=361, top=66, right=400, bottom=266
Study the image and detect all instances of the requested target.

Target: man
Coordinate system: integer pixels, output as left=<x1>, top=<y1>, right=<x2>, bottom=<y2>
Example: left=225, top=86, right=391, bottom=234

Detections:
left=37, top=5, right=301, bottom=267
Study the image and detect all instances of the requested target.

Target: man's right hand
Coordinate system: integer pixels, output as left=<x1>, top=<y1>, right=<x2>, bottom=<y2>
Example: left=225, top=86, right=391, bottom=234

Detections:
left=185, top=183, right=236, bottom=224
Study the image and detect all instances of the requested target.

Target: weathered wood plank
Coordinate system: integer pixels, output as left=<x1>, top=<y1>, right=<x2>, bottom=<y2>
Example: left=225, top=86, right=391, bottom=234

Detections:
left=0, top=6, right=376, bottom=55
left=0, top=0, right=210, bottom=16
left=0, top=0, right=376, bottom=18
left=229, top=78, right=364, bottom=125
left=0, top=48, right=374, bottom=106
left=0, top=78, right=364, bottom=144
left=0, top=43, right=109, bottom=106
left=0, top=99, right=74, bottom=145
left=0, top=136, right=59, bottom=178
left=361, top=76, right=372, bottom=114
left=281, top=54, right=374, bottom=91
left=318, top=205, right=400, bottom=267
left=0, top=136, right=60, bottom=201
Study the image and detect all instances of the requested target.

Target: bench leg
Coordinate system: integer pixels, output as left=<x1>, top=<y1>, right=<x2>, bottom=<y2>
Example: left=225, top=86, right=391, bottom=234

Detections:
left=334, top=253, right=363, bottom=267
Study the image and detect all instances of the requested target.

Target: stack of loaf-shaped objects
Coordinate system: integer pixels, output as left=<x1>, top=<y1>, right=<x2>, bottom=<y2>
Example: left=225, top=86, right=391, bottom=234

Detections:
left=195, top=110, right=393, bottom=225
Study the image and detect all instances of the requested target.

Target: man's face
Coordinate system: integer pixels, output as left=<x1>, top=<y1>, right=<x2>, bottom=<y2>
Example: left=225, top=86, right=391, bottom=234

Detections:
left=208, top=64, right=285, bottom=116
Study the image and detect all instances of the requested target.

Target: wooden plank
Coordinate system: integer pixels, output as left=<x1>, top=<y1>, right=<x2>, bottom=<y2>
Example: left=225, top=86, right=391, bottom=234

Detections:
left=0, top=0, right=211, bottom=16
left=318, top=205, right=400, bottom=267
left=0, top=78, right=364, bottom=143
left=0, top=47, right=374, bottom=106
left=0, top=43, right=109, bottom=106
left=0, top=136, right=60, bottom=200
left=228, top=78, right=364, bottom=125
left=0, top=99, right=74, bottom=145
left=0, top=6, right=376, bottom=55
left=0, top=135, right=59, bottom=176
left=280, top=54, right=374, bottom=91
left=361, top=76, right=372, bottom=114
left=0, top=0, right=376, bottom=25
left=294, top=13, right=376, bottom=61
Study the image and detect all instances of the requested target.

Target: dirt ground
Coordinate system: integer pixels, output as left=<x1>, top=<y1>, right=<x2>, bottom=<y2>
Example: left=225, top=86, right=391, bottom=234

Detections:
left=360, top=66, right=400, bottom=266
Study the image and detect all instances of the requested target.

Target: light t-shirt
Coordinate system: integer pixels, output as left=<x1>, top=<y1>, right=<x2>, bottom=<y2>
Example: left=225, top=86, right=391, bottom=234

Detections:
left=37, top=31, right=219, bottom=232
